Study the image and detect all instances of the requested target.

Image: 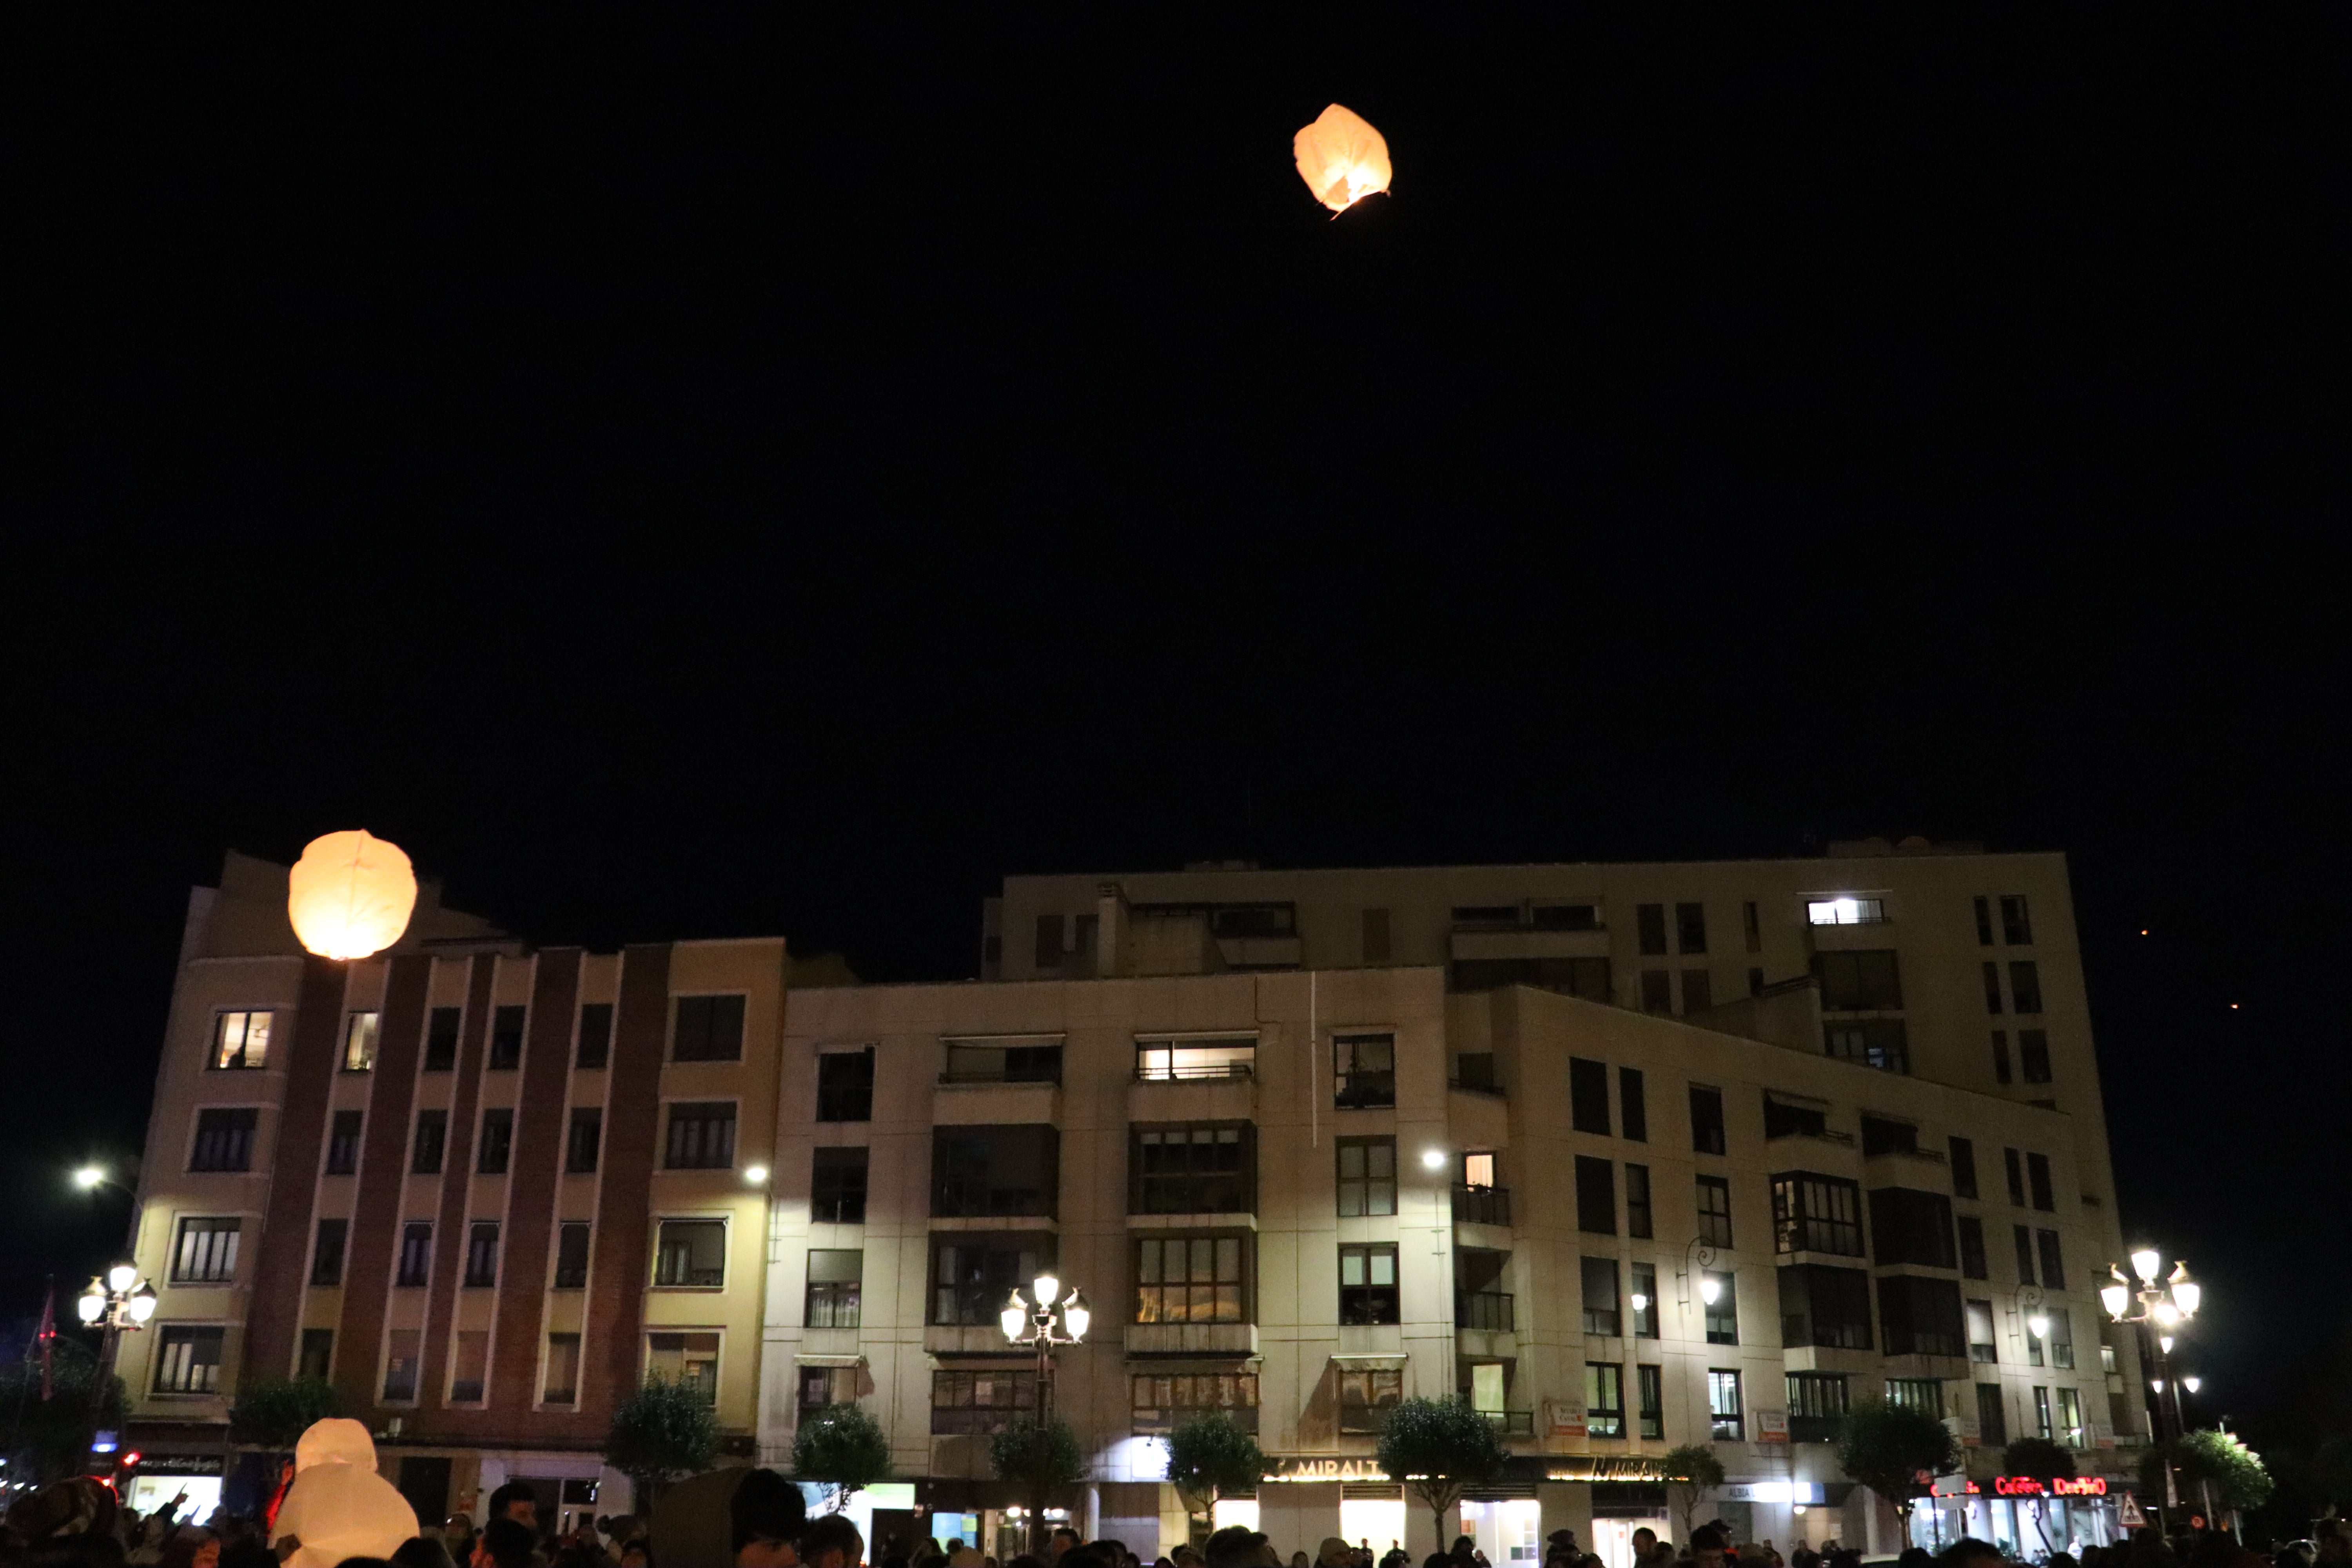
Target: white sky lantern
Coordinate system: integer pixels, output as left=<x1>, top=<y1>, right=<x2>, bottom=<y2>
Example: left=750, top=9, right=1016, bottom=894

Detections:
left=287, top=829, right=419, bottom=960
left=1293, top=103, right=1391, bottom=214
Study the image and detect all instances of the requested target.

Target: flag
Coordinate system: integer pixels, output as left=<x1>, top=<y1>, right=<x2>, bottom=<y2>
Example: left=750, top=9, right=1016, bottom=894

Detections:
left=37, top=1276, right=57, bottom=1402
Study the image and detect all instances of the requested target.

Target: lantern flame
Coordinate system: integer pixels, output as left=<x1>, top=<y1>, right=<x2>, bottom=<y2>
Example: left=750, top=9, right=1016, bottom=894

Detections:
left=288, top=830, right=419, bottom=961
left=1293, top=103, right=1391, bottom=214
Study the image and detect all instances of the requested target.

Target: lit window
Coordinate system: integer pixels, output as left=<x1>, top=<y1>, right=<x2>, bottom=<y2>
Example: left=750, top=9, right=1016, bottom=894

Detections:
left=343, top=1011, right=379, bottom=1072
left=1806, top=897, right=1884, bottom=926
left=212, top=1011, right=272, bottom=1070
left=1135, top=1035, right=1256, bottom=1081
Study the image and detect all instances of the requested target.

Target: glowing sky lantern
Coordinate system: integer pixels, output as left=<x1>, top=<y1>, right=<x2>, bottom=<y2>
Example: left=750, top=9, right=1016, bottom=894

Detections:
left=1293, top=103, right=1391, bottom=214
left=287, top=829, right=418, bottom=960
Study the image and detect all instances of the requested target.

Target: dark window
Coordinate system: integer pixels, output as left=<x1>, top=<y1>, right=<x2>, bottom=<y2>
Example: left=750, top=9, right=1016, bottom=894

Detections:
left=410, top=1111, right=446, bottom=1174
left=1697, top=1175, right=1734, bottom=1247
left=1339, top=1243, right=1400, bottom=1324
left=310, top=1218, right=347, bottom=1286
left=1625, top=1163, right=1653, bottom=1239
left=664, top=1101, right=737, bottom=1169
left=397, top=1222, right=432, bottom=1286
left=933, top=1368, right=1041, bottom=1434
left=1778, top=1264, right=1873, bottom=1350
left=1771, top=1173, right=1864, bottom=1256
left=1743, top=900, right=1762, bottom=953
left=944, top=1039, right=1063, bottom=1083
left=1457, top=1249, right=1512, bottom=1331
left=1991, top=1030, right=2013, bottom=1083
left=932, top=1125, right=1059, bottom=1217
left=1976, top=1381, right=2008, bottom=1446
left=566, top=1108, right=602, bottom=1173
left=1532, top=903, right=1600, bottom=930
left=2037, top=1229, right=2067, bottom=1289
left=1450, top=956, right=1612, bottom=998
left=1682, top=969, right=1713, bottom=1013
left=152, top=1327, right=225, bottom=1395
left=1975, top=897, right=1994, bottom=946
left=1585, top=1363, right=1625, bottom=1438
left=424, top=1007, right=461, bottom=1071
left=382, top=1333, right=421, bottom=1401
left=1132, top=1124, right=1254, bottom=1214
left=1575, top=1156, right=1617, bottom=1235
left=477, top=1108, right=514, bottom=1174
left=171, top=1217, right=240, bottom=1283
left=1886, top=1378, right=1945, bottom=1416
left=932, top=1238, right=1053, bottom=1325
left=1581, top=1255, right=1621, bottom=1336
left=1640, top=970, right=1673, bottom=1013
left=1813, top=950, right=1904, bottom=1010
left=1982, top=962, right=2005, bottom=1014
left=1638, top=1364, right=1665, bottom=1439
left=1034, top=913, right=1063, bottom=968
left=575, top=1002, right=613, bottom=1069
left=1824, top=1020, right=1910, bottom=1073
left=544, top=1333, right=581, bottom=1404
left=1361, top=907, right=1392, bottom=963
left=1764, top=1094, right=1829, bottom=1140
left=1334, top=1033, right=1396, bottom=1109
left=1705, top=1275, right=1739, bottom=1345
left=1690, top=1085, right=1726, bottom=1154
left=553, top=1221, right=590, bottom=1288
left=2020, top=1030, right=2053, bottom=1084
left=817, top=1047, right=875, bottom=1121
left=1136, top=1235, right=1248, bottom=1324
left=2005, top=1147, right=2027, bottom=1206
left=1632, top=1262, right=1660, bottom=1338
left=1787, top=1372, right=1851, bottom=1441
left=1452, top=1051, right=1499, bottom=1092
left=1620, top=1067, right=1648, bottom=1141
left=806, top=1248, right=863, bottom=1327
left=1676, top=902, right=1708, bottom=954
left=1861, top=1116, right=1918, bottom=1156
left=488, top=1005, right=526, bottom=1070
left=298, top=1328, right=334, bottom=1382
left=326, top=1110, right=363, bottom=1175
left=2014, top=1223, right=2038, bottom=1284
left=2048, top=1307, right=2075, bottom=1370
left=1749, top=967, right=1765, bottom=996
left=465, top=1222, right=499, bottom=1287
left=1336, top=1137, right=1397, bottom=1216
left=1637, top=904, right=1668, bottom=955
left=1958, top=1216, right=1989, bottom=1279
left=190, top=1108, right=258, bottom=1172
left=1869, top=1187, right=1957, bottom=1268
left=673, top=995, right=746, bottom=1062
left=812, top=1146, right=870, bottom=1223
left=2000, top=895, right=2034, bottom=946
left=2027, top=1152, right=2056, bottom=1210
left=654, top=1219, right=727, bottom=1287
left=1569, top=1058, right=1612, bottom=1135
left=1951, top=1137, right=1979, bottom=1198
left=2009, top=962, right=2043, bottom=1014
left=1878, top=1275, right=1966, bottom=1357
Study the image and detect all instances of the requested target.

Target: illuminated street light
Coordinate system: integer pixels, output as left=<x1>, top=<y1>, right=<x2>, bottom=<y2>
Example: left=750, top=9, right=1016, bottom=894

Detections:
left=999, top=1270, right=1089, bottom=1553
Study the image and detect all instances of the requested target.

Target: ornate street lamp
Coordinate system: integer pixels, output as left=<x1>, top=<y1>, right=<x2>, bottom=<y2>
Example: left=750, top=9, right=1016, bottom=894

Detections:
left=1000, top=1273, right=1090, bottom=1427
left=78, top=1265, right=157, bottom=1472
left=2102, top=1249, right=2201, bottom=1517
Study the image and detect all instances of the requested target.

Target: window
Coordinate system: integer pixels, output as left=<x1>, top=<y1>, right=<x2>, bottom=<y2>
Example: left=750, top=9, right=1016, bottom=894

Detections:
left=1806, top=897, right=1886, bottom=926
left=2000, top=895, right=2034, bottom=946
left=488, top=1004, right=526, bottom=1070
left=1620, top=1067, right=1648, bottom=1141
left=553, top=1221, right=590, bottom=1289
left=450, top=1330, right=489, bottom=1402
left=2037, top=1229, right=2067, bottom=1289
left=1362, top=907, right=1392, bottom=963
left=1637, top=903, right=1668, bottom=955
left=298, top=1328, right=334, bottom=1382
left=1982, top=963, right=2005, bottom=1015
left=1136, top=1235, right=1246, bottom=1324
left=654, top=1218, right=727, bottom=1287
left=932, top=1125, right=1058, bottom=1217
left=172, top=1218, right=240, bottom=1283
left=1682, top=970, right=1713, bottom=1013
left=2027, top=1152, right=2056, bottom=1210
left=2004, top=1147, right=2027, bottom=1206
left=1637, top=1363, right=1664, bottom=1439
left=1868, top=1188, right=1956, bottom=1268
left=1950, top=1136, right=1979, bottom=1199
left=311, top=1218, right=347, bottom=1286
left=478, top=1108, right=514, bottom=1174
left=1967, top=1298, right=1998, bottom=1362
left=944, top=1037, right=1063, bottom=1083
left=2009, top=962, right=2043, bottom=1014
left=806, top=1249, right=863, bottom=1327
left=817, top=1047, right=875, bottom=1121
left=1625, top=1163, right=1653, bottom=1239
left=1778, top=1265, right=1873, bottom=1350
left=1133, top=1372, right=1260, bottom=1433
left=1824, top=1020, right=1910, bottom=1073
left=812, top=1147, right=869, bottom=1223
left=1690, top=1085, right=1726, bottom=1154
left=397, top=1222, right=433, bottom=1287
left=2048, top=1307, right=2075, bottom=1370
left=544, top=1333, right=582, bottom=1405
left=1749, top=967, right=1764, bottom=996
left=665, top=1102, right=738, bottom=1169
left=1696, top=1175, right=1733, bottom=1247
left=2026, top=1310, right=2046, bottom=1367
left=1958, top=1216, right=1989, bottom=1280
left=1671, top=901, right=1707, bottom=954
left=1334, top=1032, right=1396, bottom=1108
left=1336, top=1137, right=1396, bottom=1217
left=1581, top=1256, right=1621, bottom=1336
left=1772, top=1174, right=1864, bottom=1256
left=1704, top=1273, right=1739, bottom=1344
left=576, top=1002, right=613, bottom=1069
left=343, top=1011, right=379, bottom=1072
left=1975, top=896, right=1994, bottom=946
left=646, top=1332, right=720, bottom=1405
left=2102, top=1343, right=2118, bottom=1374
left=1764, top=1094, right=1829, bottom=1140
left=153, top=1327, right=225, bottom=1395
left=566, top=1107, right=602, bottom=1173
left=1977, top=1381, right=2008, bottom=1446
left=1743, top=900, right=1762, bottom=952
left=1131, top=1124, right=1254, bottom=1215
left=1339, top=1243, right=1400, bottom=1325
left=211, top=1010, right=272, bottom=1070
left=2056, top=1385, right=2084, bottom=1446
left=1813, top=950, right=1903, bottom=1009
left=800, top=1364, right=858, bottom=1412
left=673, top=994, right=746, bottom=1062
left=424, top=1006, right=461, bottom=1071
left=411, top=1110, right=447, bottom=1174
left=2027, top=1384, right=2053, bottom=1439
left=1886, top=1378, right=1944, bottom=1416
left=191, top=1108, right=258, bottom=1172
left=1136, top=1035, right=1256, bottom=1081
left=1569, top=1058, right=1612, bottom=1135
left=1586, top=1363, right=1626, bottom=1438
left=1034, top=913, right=1064, bottom=968
left=383, top=1330, right=421, bottom=1401
left=1532, top=902, right=1600, bottom=931
left=2014, top=1224, right=2038, bottom=1284
left=326, top=1111, right=363, bottom=1175
left=935, top=1368, right=1040, bottom=1434
left=933, top=1238, right=1053, bottom=1325
left=1787, top=1372, right=1850, bottom=1440
left=1879, top=1275, right=1966, bottom=1357
left=1861, top=1116, right=1919, bottom=1156
left=464, top=1222, right=499, bottom=1287
left=1576, top=1157, right=1617, bottom=1235
left=1452, top=1052, right=1499, bottom=1092
left=2020, top=1030, right=2052, bottom=1084
left=1640, top=970, right=1672, bottom=1013
left=1708, top=1370, right=1744, bottom=1439
left=1632, top=1263, right=1660, bottom=1338
left=1463, top=1151, right=1497, bottom=1189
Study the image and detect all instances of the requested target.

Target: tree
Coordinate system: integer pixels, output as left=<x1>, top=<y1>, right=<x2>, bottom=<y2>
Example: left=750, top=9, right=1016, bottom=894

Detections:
left=228, top=1377, right=342, bottom=1450
left=0, top=1341, right=126, bottom=1486
left=1661, top=1444, right=1727, bottom=1542
left=793, top=1404, right=895, bottom=1516
left=2001, top=1437, right=2078, bottom=1554
left=2140, top=1430, right=2274, bottom=1516
left=1833, top=1399, right=1959, bottom=1531
left=604, top=1378, right=721, bottom=1509
left=989, top=1413, right=1085, bottom=1553
left=1163, top=1413, right=1267, bottom=1540
left=1375, top=1397, right=1509, bottom=1547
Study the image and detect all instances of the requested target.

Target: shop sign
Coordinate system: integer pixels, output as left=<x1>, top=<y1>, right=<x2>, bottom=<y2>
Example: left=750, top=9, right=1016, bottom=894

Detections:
left=132, top=1455, right=226, bottom=1477
left=1723, top=1483, right=1822, bottom=1504
left=1543, top=1458, right=1671, bottom=1483
left=1543, top=1401, right=1586, bottom=1438
left=1937, top=1477, right=2111, bottom=1498
left=1754, top=1411, right=1789, bottom=1444
left=1265, top=1457, right=1391, bottom=1484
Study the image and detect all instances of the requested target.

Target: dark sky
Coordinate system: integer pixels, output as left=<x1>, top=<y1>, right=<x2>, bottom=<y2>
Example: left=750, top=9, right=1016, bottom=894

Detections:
left=14, top=11, right=2348, bottom=1464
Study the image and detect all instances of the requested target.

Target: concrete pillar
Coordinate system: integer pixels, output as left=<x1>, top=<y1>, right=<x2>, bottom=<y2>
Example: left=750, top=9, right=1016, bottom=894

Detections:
left=1263, top=1483, right=1342, bottom=1561
left=1538, top=1483, right=1593, bottom=1558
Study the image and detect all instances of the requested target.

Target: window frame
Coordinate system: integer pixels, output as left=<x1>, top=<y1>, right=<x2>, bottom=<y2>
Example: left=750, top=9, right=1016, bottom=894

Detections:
left=662, top=1097, right=741, bottom=1171
left=486, top=1004, right=528, bottom=1071
left=566, top=1106, right=603, bottom=1174
left=1708, top=1368, right=1744, bottom=1440
left=1696, top=1174, right=1734, bottom=1248
left=396, top=1221, right=434, bottom=1288
left=310, top=1217, right=348, bottom=1287
left=1575, top=1156, right=1617, bottom=1236
left=552, top=1220, right=592, bottom=1289
left=1336, top=1136, right=1397, bottom=1217
left=151, top=1324, right=227, bottom=1397
left=477, top=1107, right=515, bottom=1174
left=811, top=1145, right=871, bottom=1224
left=171, top=1216, right=241, bottom=1285
left=671, top=993, right=749, bottom=1063
left=1585, top=1362, right=1626, bottom=1438
left=652, top=1215, right=730, bottom=1290
left=1134, top=1232, right=1252, bottom=1326
left=575, top=1001, right=614, bottom=1069
left=1130, top=1122, right=1256, bottom=1216
left=1689, top=1085, right=1727, bottom=1155
left=325, top=1109, right=364, bottom=1176
left=1332, top=1031, right=1398, bottom=1109
left=189, top=1107, right=261, bottom=1172
left=342, top=1011, right=379, bottom=1073
left=1338, top=1241, right=1401, bottom=1325
left=463, top=1221, right=500, bottom=1288
left=805, top=1247, right=864, bottom=1328
left=817, top=1045, right=877, bottom=1122
left=210, top=1010, right=274, bottom=1071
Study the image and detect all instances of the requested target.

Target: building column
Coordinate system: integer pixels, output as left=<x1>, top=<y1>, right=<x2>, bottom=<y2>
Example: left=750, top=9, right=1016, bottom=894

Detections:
left=1538, top=1483, right=1593, bottom=1556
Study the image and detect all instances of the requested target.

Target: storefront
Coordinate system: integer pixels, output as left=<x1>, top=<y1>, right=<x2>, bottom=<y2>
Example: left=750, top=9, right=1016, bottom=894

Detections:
left=1921, top=1474, right=2125, bottom=1555
left=123, top=1453, right=227, bottom=1521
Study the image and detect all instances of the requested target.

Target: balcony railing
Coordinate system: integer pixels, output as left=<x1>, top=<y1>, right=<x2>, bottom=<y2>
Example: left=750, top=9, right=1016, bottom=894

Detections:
left=1481, top=1409, right=1536, bottom=1436
left=939, top=1063, right=1062, bottom=1085
left=1457, top=1291, right=1515, bottom=1332
left=1135, top=1062, right=1255, bottom=1082
left=1335, top=1073, right=1396, bottom=1110
left=1447, top=1076, right=1506, bottom=1098
left=1451, top=1185, right=1513, bottom=1227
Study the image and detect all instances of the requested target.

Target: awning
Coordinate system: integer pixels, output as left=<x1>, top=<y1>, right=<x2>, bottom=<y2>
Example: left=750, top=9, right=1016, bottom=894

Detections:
left=1329, top=1352, right=1408, bottom=1369
left=793, top=1353, right=867, bottom=1368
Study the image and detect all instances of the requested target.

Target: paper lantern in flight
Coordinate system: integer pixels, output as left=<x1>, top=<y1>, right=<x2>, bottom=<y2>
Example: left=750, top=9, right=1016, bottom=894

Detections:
left=287, top=829, right=418, bottom=960
left=274, top=1419, right=419, bottom=1568
left=1293, top=103, right=1391, bottom=213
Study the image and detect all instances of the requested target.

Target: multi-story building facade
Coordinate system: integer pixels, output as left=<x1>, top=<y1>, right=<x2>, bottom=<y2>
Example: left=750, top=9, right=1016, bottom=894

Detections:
left=122, top=853, right=785, bottom=1527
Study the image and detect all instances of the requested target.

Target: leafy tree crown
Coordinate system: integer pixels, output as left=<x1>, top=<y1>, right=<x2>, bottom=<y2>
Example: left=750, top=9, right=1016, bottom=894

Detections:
left=1375, top=1397, right=1510, bottom=1524
left=989, top=1413, right=1086, bottom=1495
left=604, top=1378, right=722, bottom=1496
left=1661, top=1445, right=1726, bottom=1486
left=793, top=1405, right=895, bottom=1509
left=2000, top=1437, right=2078, bottom=1486
left=228, top=1377, right=343, bottom=1449
left=2140, top=1430, right=2274, bottom=1514
left=1832, top=1400, right=1958, bottom=1512
left=1163, top=1413, right=1267, bottom=1514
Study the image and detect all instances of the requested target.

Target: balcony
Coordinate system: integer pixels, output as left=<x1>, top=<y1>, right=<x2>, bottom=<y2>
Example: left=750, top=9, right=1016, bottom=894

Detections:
left=1457, top=1291, right=1515, bottom=1332
left=1451, top=1185, right=1513, bottom=1227
left=1449, top=1054, right=1505, bottom=1097
left=1136, top=1061, right=1254, bottom=1083
left=1481, top=1409, right=1536, bottom=1437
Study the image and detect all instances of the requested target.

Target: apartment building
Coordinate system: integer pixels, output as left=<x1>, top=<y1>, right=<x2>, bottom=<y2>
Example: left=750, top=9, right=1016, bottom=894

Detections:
left=122, top=853, right=785, bottom=1526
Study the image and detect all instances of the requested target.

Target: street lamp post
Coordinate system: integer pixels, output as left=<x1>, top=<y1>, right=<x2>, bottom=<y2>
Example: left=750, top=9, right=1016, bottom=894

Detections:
left=1000, top=1272, right=1089, bottom=1549
left=2100, top=1249, right=2201, bottom=1525
left=77, top=1264, right=158, bottom=1473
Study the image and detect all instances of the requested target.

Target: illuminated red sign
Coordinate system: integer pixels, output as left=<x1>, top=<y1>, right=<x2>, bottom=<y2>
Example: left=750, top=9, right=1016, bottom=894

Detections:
left=1992, top=1477, right=2108, bottom=1497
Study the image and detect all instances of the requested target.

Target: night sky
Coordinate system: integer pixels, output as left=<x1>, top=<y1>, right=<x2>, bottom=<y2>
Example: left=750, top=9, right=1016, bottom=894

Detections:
left=15, top=11, right=2348, bottom=1471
